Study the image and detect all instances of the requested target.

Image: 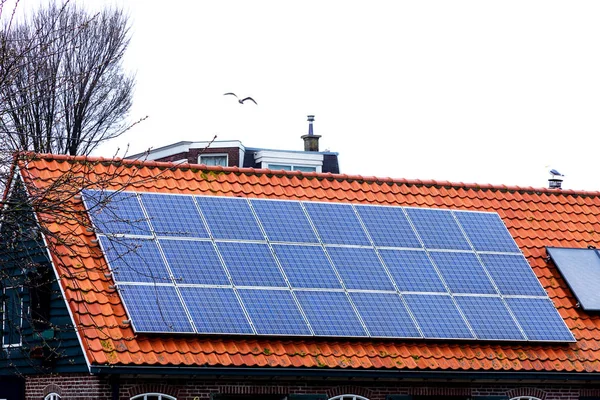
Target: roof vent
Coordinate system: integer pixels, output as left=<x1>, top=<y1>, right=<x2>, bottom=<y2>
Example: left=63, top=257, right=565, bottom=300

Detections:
left=548, top=169, right=564, bottom=190
left=301, top=115, right=321, bottom=152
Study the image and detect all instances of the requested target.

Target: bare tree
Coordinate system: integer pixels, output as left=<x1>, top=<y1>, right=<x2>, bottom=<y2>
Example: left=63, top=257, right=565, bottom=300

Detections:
left=0, top=2, right=134, bottom=156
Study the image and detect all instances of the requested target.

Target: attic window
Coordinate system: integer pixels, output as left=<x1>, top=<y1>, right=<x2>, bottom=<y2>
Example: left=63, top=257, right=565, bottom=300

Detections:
left=199, top=154, right=228, bottom=167
left=547, top=247, right=600, bottom=310
left=2, top=286, right=23, bottom=348
left=268, top=164, right=317, bottom=172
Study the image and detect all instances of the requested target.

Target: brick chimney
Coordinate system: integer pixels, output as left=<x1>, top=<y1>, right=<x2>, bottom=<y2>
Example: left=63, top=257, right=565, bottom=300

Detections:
left=301, top=115, right=321, bottom=152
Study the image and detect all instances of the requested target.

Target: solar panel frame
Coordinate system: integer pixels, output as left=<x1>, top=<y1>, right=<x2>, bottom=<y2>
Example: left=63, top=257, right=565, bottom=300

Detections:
left=349, top=292, right=422, bottom=338
left=326, top=246, right=395, bottom=291
left=159, top=239, right=230, bottom=285
left=405, top=207, right=471, bottom=250
left=82, top=190, right=572, bottom=342
left=140, top=193, right=210, bottom=238
left=250, top=198, right=319, bottom=243
left=303, top=202, right=371, bottom=245
left=118, top=284, right=194, bottom=333
left=238, top=288, right=313, bottom=336
left=355, top=204, right=422, bottom=248
left=455, top=295, right=525, bottom=341
left=454, top=211, right=521, bottom=253
left=82, top=190, right=151, bottom=236
left=195, top=196, right=265, bottom=241
left=99, top=236, right=171, bottom=284
left=217, top=242, right=287, bottom=288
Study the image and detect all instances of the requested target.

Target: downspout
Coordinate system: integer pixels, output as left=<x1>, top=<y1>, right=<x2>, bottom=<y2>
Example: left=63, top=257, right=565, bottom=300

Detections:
left=111, top=375, right=120, bottom=400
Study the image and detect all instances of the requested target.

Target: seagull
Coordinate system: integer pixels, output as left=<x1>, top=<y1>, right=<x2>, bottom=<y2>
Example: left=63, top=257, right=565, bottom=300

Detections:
left=224, top=92, right=257, bottom=105
left=550, top=169, right=564, bottom=177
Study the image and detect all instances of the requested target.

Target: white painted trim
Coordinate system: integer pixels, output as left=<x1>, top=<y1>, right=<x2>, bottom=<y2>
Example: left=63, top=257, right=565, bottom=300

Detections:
left=1, top=286, right=23, bottom=348
left=129, top=140, right=245, bottom=161
left=16, top=170, right=94, bottom=372
left=254, top=150, right=323, bottom=172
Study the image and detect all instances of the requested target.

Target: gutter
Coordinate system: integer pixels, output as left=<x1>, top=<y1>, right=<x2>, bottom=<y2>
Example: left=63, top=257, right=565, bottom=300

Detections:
left=90, top=366, right=600, bottom=382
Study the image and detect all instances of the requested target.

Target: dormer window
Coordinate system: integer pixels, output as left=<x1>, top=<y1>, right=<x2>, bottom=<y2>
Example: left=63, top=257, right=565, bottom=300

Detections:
left=199, top=154, right=228, bottom=167
left=268, top=164, right=317, bottom=172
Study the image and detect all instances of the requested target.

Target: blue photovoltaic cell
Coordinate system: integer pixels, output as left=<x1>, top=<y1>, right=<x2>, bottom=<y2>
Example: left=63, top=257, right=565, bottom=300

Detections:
left=159, top=239, right=229, bottom=285
left=429, top=252, right=496, bottom=294
left=119, top=284, right=194, bottom=333
left=303, top=202, right=370, bottom=245
left=251, top=199, right=318, bottom=243
left=141, top=193, right=209, bottom=238
left=379, top=250, right=446, bottom=292
left=326, top=247, right=395, bottom=290
left=217, top=242, right=287, bottom=287
left=238, top=289, right=312, bottom=335
left=480, top=254, right=546, bottom=296
left=83, top=190, right=151, bottom=236
left=506, top=298, right=575, bottom=342
left=179, top=287, right=254, bottom=334
left=350, top=292, right=421, bottom=338
left=196, top=196, right=264, bottom=241
left=356, top=205, right=422, bottom=248
left=295, top=291, right=367, bottom=337
left=272, top=245, right=342, bottom=289
left=406, top=208, right=471, bottom=250
left=455, top=211, right=520, bottom=253
left=455, top=296, right=525, bottom=340
left=403, top=294, right=474, bottom=339
left=100, top=236, right=170, bottom=283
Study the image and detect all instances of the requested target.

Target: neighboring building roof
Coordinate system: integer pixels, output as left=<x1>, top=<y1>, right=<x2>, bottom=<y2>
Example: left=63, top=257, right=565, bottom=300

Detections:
left=14, top=153, right=600, bottom=375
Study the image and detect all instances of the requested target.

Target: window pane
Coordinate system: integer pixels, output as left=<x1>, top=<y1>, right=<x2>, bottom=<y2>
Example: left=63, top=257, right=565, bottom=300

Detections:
left=200, top=155, right=227, bottom=166
left=293, top=166, right=317, bottom=172
left=268, top=164, right=292, bottom=171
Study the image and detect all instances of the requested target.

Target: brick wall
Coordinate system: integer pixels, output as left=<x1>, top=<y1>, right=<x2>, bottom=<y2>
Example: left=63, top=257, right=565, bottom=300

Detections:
left=24, top=374, right=592, bottom=400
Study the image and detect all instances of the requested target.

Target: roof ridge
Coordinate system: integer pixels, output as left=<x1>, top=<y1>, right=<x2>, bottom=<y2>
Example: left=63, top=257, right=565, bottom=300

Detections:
left=19, top=151, right=600, bottom=198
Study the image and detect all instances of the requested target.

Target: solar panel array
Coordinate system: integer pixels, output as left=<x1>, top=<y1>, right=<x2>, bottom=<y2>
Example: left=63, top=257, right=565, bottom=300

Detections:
left=82, top=190, right=575, bottom=342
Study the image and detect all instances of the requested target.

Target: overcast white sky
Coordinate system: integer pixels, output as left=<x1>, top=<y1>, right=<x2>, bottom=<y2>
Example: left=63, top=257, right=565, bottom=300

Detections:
left=17, top=1, right=600, bottom=191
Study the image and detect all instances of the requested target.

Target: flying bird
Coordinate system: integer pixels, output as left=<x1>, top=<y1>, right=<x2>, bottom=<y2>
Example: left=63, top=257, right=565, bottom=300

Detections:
left=550, top=169, right=564, bottom=177
left=224, top=92, right=257, bottom=105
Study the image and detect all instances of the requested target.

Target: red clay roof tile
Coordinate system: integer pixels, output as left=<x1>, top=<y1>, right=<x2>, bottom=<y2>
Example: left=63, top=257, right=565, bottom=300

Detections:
left=16, top=153, right=600, bottom=374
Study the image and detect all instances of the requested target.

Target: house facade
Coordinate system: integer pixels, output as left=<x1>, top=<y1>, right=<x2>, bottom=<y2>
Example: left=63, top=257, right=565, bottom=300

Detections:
left=2, top=152, right=600, bottom=400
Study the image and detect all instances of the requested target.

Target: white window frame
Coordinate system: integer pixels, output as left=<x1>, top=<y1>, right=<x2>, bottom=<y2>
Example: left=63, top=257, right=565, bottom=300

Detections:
left=510, top=397, right=542, bottom=400
left=268, top=164, right=317, bottom=172
left=45, top=394, right=61, bottom=400
left=199, top=153, right=228, bottom=167
left=2, top=286, right=23, bottom=348
left=131, top=394, right=176, bottom=400
left=329, top=395, right=370, bottom=400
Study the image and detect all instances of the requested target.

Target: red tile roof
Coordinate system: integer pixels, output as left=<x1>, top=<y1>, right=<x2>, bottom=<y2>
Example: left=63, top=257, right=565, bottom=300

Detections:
left=16, top=153, right=600, bottom=373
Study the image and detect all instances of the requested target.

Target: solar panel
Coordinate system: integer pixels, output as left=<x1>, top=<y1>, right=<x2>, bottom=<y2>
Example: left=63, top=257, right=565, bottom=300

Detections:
left=405, top=208, right=471, bottom=250
left=326, top=246, right=395, bottom=290
left=304, top=202, right=370, bottom=245
left=159, top=239, right=229, bottom=285
left=403, top=294, right=474, bottom=339
left=506, top=297, right=574, bottom=341
left=272, top=244, right=342, bottom=289
left=379, top=249, right=446, bottom=292
left=100, top=236, right=170, bottom=283
left=119, top=284, right=194, bottom=333
left=429, top=252, right=496, bottom=294
left=295, top=291, right=367, bottom=337
left=83, top=190, right=151, bottom=236
left=349, top=292, right=421, bottom=338
left=546, top=247, right=600, bottom=311
left=217, top=242, right=286, bottom=287
left=480, top=254, right=547, bottom=296
left=455, top=296, right=525, bottom=340
left=141, top=193, right=209, bottom=238
left=83, top=190, right=573, bottom=342
left=196, top=196, right=264, bottom=241
left=179, top=287, right=254, bottom=334
left=251, top=199, right=318, bottom=243
left=238, top=289, right=312, bottom=335
left=455, top=211, right=520, bottom=253
left=355, top=205, right=422, bottom=248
